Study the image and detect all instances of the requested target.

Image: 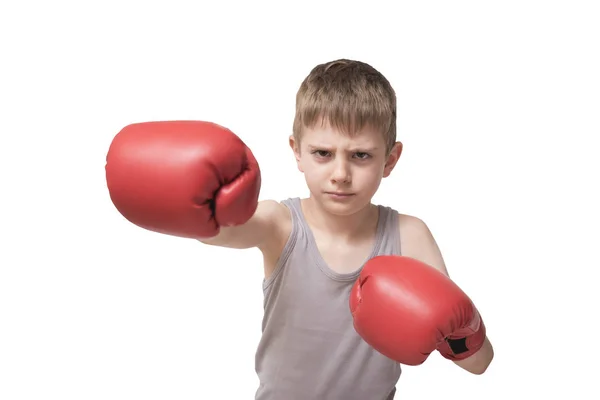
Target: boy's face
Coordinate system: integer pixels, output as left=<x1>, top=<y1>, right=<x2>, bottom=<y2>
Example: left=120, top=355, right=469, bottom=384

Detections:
left=289, top=123, right=402, bottom=216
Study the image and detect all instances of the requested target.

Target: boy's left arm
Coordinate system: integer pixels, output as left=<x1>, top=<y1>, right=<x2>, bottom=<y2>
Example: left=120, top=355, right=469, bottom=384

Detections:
left=452, top=337, right=494, bottom=375
left=399, top=215, right=494, bottom=374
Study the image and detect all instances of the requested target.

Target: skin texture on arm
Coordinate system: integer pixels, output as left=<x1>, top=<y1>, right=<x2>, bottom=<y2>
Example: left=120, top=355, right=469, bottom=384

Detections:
left=198, top=199, right=286, bottom=251
left=399, top=214, right=494, bottom=374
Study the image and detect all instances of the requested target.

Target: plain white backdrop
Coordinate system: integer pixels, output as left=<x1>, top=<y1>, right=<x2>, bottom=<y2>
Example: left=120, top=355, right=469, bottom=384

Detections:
left=1, top=0, right=599, bottom=398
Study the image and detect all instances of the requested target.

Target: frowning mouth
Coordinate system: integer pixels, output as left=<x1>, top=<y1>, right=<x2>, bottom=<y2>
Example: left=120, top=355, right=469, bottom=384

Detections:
left=325, top=192, right=355, bottom=197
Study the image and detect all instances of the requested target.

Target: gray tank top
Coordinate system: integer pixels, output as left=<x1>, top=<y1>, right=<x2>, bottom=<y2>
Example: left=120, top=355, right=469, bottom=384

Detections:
left=254, top=197, right=402, bottom=400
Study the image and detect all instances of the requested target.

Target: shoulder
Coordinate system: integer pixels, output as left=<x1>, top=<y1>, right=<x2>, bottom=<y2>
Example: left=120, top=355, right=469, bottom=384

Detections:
left=256, top=199, right=292, bottom=250
left=258, top=199, right=292, bottom=223
left=397, top=213, right=432, bottom=257
left=256, top=199, right=290, bottom=219
left=397, top=213, right=450, bottom=276
left=256, top=199, right=294, bottom=278
left=397, top=213, right=430, bottom=242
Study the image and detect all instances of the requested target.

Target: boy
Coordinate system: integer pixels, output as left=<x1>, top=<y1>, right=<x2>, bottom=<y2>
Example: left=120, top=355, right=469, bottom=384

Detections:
left=106, top=59, right=494, bottom=399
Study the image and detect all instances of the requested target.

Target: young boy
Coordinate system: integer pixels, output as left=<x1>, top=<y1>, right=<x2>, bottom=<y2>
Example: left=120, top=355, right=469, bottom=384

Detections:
left=106, top=59, right=494, bottom=399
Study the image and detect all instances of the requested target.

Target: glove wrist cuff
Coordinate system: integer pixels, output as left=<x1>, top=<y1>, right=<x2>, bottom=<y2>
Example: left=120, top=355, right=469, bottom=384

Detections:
left=437, top=313, right=487, bottom=361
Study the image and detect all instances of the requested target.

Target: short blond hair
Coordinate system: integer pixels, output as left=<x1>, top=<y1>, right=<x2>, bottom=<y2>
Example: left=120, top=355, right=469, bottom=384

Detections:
left=293, top=59, right=397, bottom=154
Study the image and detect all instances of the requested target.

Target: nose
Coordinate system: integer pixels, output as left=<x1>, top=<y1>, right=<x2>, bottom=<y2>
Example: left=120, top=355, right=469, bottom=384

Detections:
left=330, top=158, right=351, bottom=184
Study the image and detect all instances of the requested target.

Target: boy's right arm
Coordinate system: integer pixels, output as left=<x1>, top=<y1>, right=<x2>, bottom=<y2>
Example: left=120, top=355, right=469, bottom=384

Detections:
left=106, top=120, right=271, bottom=249
left=199, top=199, right=287, bottom=251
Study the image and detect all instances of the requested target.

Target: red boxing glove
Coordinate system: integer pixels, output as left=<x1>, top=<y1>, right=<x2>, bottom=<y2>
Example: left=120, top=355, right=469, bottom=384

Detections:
left=105, top=120, right=261, bottom=239
left=350, top=255, right=486, bottom=365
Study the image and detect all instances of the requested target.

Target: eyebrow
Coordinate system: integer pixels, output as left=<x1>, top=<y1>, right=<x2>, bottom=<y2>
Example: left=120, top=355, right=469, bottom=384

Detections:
left=307, top=144, right=379, bottom=152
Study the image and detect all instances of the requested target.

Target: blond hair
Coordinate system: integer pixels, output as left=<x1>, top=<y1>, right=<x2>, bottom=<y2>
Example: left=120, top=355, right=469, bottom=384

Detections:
left=293, top=59, right=397, bottom=154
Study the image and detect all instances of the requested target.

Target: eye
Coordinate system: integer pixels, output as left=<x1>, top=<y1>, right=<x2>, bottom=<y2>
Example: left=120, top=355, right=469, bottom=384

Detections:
left=312, top=150, right=331, bottom=158
left=354, top=152, right=371, bottom=160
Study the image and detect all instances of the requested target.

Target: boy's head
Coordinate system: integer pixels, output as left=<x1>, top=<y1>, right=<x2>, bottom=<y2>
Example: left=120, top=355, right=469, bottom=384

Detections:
left=290, top=59, right=403, bottom=215
left=292, top=59, right=398, bottom=155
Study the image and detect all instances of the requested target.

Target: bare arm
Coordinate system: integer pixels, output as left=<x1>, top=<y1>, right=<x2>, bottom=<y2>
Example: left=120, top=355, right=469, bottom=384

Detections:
left=452, top=337, right=494, bottom=375
left=399, top=214, right=494, bottom=375
left=199, top=199, right=287, bottom=251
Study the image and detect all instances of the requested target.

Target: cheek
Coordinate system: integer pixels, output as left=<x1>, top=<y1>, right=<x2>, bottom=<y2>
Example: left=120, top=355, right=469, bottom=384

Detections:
left=301, top=161, right=325, bottom=185
left=354, top=164, right=382, bottom=183
left=352, top=167, right=384, bottom=195
left=299, top=160, right=318, bottom=185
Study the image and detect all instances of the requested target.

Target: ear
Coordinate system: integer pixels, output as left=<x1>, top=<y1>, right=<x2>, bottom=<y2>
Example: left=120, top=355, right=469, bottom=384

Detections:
left=383, top=141, right=403, bottom=178
left=289, top=135, right=304, bottom=173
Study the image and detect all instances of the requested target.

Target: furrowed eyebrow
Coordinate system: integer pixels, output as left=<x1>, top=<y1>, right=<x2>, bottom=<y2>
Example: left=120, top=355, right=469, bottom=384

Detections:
left=347, top=147, right=378, bottom=153
left=307, top=144, right=379, bottom=152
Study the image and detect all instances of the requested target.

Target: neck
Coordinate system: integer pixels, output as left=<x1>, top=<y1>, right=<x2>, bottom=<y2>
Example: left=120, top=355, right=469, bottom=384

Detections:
left=301, top=196, right=379, bottom=241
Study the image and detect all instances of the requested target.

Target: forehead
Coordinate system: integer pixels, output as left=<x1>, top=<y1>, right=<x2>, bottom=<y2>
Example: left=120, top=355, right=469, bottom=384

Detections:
left=301, top=123, right=385, bottom=148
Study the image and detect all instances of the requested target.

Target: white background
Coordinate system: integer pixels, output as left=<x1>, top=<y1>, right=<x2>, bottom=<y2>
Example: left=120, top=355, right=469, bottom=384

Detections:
left=1, top=0, right=599, bottom=398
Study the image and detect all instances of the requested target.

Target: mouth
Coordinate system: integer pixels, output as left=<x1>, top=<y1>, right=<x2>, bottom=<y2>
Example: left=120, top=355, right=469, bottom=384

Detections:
left=325, top=192, right=355, bottom=197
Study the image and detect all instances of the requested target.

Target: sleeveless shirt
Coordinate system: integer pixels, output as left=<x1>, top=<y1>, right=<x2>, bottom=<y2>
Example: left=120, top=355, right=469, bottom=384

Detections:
left=254, top=197, right=403, bottom=400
